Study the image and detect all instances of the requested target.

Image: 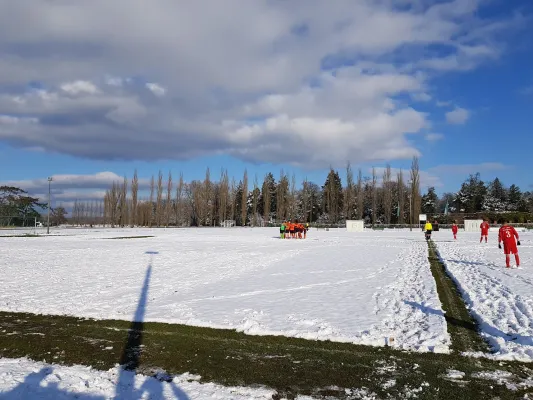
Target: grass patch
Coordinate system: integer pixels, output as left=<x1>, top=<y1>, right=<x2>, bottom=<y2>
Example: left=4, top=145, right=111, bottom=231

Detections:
left=1, top=311, right=533, bottom=398
left=107, top=236, right=155, bottom=240
left=0, top=233, right=42, bottom=238
left=427, top=240, right=489, bottom=354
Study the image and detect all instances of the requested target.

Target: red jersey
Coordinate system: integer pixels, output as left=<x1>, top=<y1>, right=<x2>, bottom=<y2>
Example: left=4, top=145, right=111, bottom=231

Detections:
left=480, top=221, right=490, bottom=234
left=452, top=225, right=458, bottom=234
left=498, top=225, right=519, bottom=245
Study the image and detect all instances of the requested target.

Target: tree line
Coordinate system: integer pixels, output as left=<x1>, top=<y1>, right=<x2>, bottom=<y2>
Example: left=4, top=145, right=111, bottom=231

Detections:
left=0, top=186, right=67, bottom=227
left=4, top=158, right=531, bottom=228
left=98, top=158, right=424, bottom=228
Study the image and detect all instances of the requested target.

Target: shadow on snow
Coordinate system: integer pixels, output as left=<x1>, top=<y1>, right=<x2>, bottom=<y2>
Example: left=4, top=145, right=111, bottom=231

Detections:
left=0, top=250, right=190, bottom=400
left=404, top=300, right=479, bottom=334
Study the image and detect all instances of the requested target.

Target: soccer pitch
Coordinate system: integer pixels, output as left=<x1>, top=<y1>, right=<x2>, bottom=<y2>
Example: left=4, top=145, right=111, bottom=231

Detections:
left=2, top=227, right=533, bottom=398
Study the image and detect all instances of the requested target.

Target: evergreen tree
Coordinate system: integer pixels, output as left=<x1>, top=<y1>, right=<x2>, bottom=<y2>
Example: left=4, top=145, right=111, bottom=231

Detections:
left=508, top=184, right=522, bottom=211
left=453, top=173, right=486, bottom=213
left=322, top=169, right=343, bottom=223
left=234, top=181, right=244, bottom=226
left=0, top=186, right=45, bottom=226
left=421, top=187, right=439, bottom=215
left=307, top=182, right=322, bottom=222
left=483, top=178, right=507, bottom=211
left=260, top=173, right=276, bottom=222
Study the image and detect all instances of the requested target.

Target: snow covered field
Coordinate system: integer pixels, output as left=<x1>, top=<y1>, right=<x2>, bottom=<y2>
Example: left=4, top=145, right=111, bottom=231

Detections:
left=0, top=227, right=449, bottom=352
left=435, top=231, right=533, bottom=361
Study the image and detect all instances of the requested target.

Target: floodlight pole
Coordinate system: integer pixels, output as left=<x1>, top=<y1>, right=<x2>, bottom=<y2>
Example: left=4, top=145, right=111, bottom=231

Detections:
left=47, top=177, right=52, bottom=234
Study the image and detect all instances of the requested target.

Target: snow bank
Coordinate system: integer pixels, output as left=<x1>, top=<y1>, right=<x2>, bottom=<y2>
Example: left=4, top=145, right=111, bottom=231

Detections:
left=0, top=357, right=277, bottom=399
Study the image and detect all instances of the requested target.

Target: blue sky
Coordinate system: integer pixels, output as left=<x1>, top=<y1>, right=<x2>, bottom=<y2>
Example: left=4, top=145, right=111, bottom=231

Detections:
left=0, top=0, right=532, bottom=207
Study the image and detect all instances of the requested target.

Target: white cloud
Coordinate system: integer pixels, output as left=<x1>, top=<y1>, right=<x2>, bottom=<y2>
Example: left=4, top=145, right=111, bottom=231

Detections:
left=425, top=133, right=444, bottom=141
left=60, top=80, right=100, bottom=95
left=445, top=107, right=469, bottom=124
left=0, top=172, right=155, bottom=211
left=0, top=0, right=524, bottom=168
left=146, top=83, right=166, bottom=96
left=2, top=172, right=144, bottom=192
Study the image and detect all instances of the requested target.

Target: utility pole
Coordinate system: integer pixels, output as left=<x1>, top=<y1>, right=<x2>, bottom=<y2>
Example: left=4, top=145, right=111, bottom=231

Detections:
left=47, top=177, right=52, bottom=234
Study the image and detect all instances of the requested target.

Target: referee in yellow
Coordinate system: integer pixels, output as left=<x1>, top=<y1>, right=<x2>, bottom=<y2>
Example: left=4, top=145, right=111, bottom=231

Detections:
left=424, top=220, right=433, bottom=241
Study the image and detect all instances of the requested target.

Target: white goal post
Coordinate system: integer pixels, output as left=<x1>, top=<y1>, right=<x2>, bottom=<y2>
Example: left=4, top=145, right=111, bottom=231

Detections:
left=346, top=220, right=364, bottom=232
left=464, top=219, right=483, bottom=232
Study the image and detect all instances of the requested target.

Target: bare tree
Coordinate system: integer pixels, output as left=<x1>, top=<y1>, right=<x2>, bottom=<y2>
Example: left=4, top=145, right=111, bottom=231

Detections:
left=98, top=201, right=104, bottom=226
left=383, top=164, right=393, bottom=224
left=165, top=171, right=173, bottom=227
left=131, top=170, right=139, bottom=227
left=301, top=178, right=310, bottom=222
left=105, top=181, right=120, bottom=227
left=371, top=167, right=377, bottom=225
left=72, top=200, right=79, bottom=226
left=203, top=168, right=213, bottom=226
left=262, top=174, right=271, bottom=224
left=118, top=176, right=128, bottom=227
left=155, top=171, right=164, bottom=227
left=252, top=174, right=259, bottom=226
left=241, top=169, right=248, bottom=226
left=174, top=173, right=184, bottom=227
left=356, top=168, right=363, bottom=220
left=287, top=173, right=297, bottom=220
left=218, top=169, right=229, bottom=225
left=230, top=178, right=236, bottom=222
left=149, top=175, right=155, bottom=227
left=345, top=162, right=355, bottom=220
left=88, top=201, right=95, bottom=226
left=410, top=156, right=421, bottom=227
left=276, top=171, right=289, bottom=221
left=397, top=170, right=405, bottom=224
left=139, top=197, right=152, bottom=227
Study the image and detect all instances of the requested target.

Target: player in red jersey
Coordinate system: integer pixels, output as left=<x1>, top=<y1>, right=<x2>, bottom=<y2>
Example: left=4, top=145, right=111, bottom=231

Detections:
left=498, top=221, right=521, bottom=268
left=451, top=221, right=458, bottom=240
left=480, top=219, right=490, bottom=243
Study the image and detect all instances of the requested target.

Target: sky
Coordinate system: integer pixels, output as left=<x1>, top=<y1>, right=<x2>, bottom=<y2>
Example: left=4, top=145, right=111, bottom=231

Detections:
left=0, top=0, right=532, bottom=210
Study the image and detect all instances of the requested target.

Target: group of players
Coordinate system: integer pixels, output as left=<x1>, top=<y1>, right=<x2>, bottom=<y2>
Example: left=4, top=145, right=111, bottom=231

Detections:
left=280, top=221, right=309, bottom=239
left=428, top=218, right=521, bottom=269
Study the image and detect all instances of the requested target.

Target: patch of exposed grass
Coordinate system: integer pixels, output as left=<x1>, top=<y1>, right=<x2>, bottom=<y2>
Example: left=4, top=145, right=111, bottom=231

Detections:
left=107, top=236, right=155, bottom=240
left=427, top=240, right=489, bottom=354
left=1, top=311, right=533, bottom=398
left=0, top=233, right=42, bottom=238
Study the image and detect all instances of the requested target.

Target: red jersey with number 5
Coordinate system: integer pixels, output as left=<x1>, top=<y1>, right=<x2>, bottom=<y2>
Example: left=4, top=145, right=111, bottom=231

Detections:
left=480, top=221, right=490, bottom=235
left=499, top=226, right=519, bottom=245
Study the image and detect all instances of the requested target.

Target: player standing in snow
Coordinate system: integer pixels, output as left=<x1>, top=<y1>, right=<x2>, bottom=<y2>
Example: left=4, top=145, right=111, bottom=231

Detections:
left=452, top=221, right=458, bottom=240
left=424, top=220, right=433, bottom=241
left=498, top=221, right=521, bottom=268
left=480, top=219, right=490, bottom=243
